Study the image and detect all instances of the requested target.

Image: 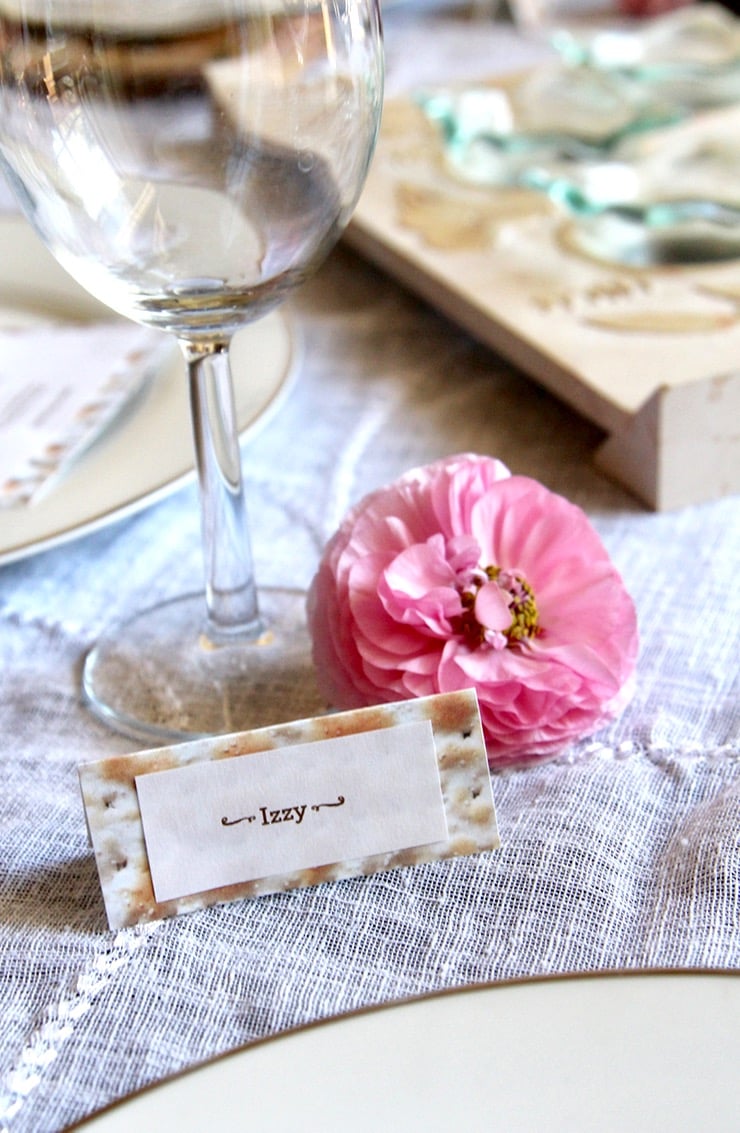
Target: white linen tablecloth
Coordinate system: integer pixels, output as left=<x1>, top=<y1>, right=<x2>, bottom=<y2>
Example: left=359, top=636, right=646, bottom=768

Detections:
left=1, top=10, right=739, bottom=1132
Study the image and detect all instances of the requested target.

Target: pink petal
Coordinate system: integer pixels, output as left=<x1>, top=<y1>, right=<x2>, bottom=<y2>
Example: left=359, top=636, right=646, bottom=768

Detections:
left=383, top=538, right=455, bottom=597
left=474, top=581, right=512, bottom=632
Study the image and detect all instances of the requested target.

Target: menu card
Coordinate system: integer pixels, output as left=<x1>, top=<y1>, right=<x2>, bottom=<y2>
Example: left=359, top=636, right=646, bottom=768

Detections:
left=0, top=310, right=161, bottom=507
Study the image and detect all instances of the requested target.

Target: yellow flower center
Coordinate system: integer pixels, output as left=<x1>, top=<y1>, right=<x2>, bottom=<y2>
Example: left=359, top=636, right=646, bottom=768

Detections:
left=456, top=565, right=540, bottom=649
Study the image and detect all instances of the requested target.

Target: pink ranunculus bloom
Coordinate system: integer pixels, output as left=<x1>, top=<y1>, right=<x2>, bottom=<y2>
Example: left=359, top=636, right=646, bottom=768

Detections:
left=307, top=453, right=639, bottom=769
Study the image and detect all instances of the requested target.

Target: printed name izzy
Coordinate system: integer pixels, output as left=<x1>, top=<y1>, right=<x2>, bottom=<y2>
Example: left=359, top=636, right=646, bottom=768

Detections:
left=259, top=804, right=307, bottom=826
left=221, top=794, right=345, bottom=830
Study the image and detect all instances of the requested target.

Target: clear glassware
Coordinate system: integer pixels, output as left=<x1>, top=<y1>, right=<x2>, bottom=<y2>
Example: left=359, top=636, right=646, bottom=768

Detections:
left=0, top=0, right=383, bottom=741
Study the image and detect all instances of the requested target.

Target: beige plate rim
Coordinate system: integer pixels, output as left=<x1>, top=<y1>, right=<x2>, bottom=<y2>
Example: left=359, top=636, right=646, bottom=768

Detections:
left=71, top=967, right=740, bottom=1131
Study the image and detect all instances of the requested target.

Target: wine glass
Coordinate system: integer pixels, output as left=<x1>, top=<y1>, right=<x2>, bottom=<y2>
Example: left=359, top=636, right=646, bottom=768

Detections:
left=0, top=0, right=383, bottom=742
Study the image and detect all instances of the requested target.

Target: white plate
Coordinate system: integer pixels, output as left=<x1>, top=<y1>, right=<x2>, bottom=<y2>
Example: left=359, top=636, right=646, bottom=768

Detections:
left=0, top=215, right=295, bottom=565
left=75, top=971, right=739, bottom=1132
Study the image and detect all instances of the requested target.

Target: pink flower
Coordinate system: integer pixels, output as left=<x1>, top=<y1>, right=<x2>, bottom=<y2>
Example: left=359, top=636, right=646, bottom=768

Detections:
left=307, top=453, right=639, bottom=769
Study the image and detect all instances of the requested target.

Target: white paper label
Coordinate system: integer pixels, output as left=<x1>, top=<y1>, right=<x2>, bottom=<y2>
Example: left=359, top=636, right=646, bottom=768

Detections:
left=135, top=720, right=448, bottom=903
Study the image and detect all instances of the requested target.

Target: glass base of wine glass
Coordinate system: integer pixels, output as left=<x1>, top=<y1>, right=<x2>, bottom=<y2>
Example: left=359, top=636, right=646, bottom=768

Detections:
left=82, top=587, right=326, bottom=745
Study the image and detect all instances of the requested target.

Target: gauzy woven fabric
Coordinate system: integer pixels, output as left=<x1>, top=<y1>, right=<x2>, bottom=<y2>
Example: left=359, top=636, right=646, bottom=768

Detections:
left=1, top=16, right=739, bottom=1123
left=1, top=238, right=738, bottom=1130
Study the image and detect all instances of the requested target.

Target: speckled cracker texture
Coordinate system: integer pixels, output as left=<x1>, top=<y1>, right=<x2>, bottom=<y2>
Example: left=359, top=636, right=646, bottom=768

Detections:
left=79, top=690, right=500, bottom=930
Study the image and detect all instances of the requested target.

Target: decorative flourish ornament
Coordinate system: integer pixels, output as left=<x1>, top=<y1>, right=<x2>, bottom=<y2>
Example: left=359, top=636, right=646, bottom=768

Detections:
left=307, top=454, right=639, bottom=769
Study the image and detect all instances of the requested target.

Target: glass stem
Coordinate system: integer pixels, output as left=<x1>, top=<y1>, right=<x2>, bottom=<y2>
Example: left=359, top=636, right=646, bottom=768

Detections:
left=184, top=339, right=263, bottom=646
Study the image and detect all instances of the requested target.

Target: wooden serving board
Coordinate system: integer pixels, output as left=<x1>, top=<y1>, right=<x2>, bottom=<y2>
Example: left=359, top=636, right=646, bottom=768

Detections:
left=346, top=92, right=740, bottom=511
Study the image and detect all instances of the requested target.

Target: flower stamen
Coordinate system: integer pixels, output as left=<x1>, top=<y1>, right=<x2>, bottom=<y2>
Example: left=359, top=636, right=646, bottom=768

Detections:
left=453, top=564, right=540, bottom=649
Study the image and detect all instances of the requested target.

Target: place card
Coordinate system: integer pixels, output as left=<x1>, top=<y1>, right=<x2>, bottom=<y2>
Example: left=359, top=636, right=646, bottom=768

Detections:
left=79, top=690, right=500, bottom=930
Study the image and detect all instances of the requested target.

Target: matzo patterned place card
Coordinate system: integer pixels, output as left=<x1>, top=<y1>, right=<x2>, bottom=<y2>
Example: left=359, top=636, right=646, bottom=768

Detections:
left=79, top=690, right=500, bottom=930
